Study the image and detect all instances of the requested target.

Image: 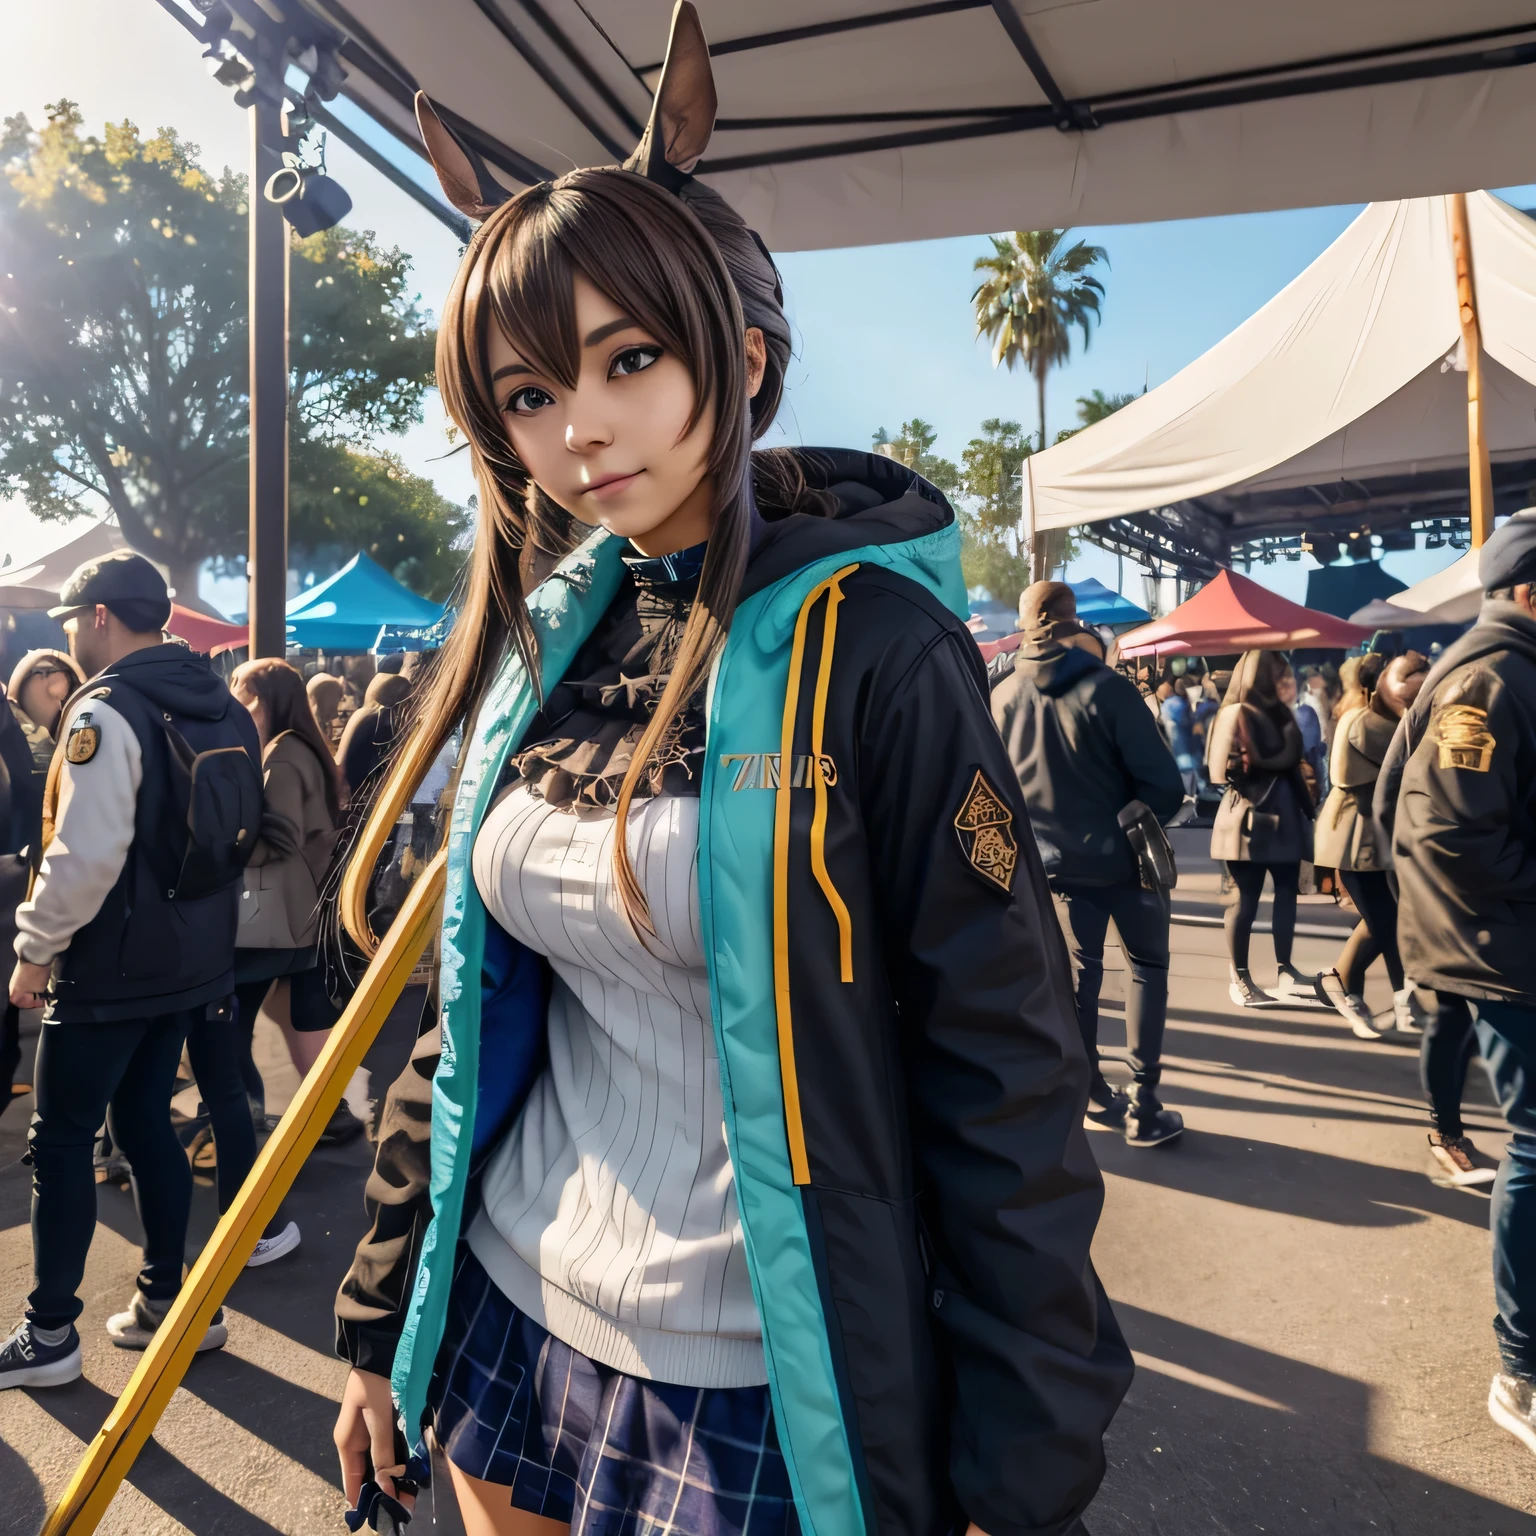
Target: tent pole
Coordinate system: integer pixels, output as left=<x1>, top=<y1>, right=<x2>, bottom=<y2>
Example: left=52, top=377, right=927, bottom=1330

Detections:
left=1449, top=192, right=1495, bottom=548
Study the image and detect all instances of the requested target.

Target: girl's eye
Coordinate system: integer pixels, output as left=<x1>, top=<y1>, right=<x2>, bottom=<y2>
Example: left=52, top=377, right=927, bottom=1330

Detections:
left=610, top=344, right=662, bottom=378
left=505, top=385, right=555, bottom=417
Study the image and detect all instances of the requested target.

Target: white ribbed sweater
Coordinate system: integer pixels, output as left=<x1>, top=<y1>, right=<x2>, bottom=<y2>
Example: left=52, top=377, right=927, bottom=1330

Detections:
left=467, top=784, right=766, bottom=1388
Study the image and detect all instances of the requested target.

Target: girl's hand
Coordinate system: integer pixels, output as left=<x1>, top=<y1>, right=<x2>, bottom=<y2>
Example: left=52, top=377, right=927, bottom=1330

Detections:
left=334, top=1367, right=414, bottom=1513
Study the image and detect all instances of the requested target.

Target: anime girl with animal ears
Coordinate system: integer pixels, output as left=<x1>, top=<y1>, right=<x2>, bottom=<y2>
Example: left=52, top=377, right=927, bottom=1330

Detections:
left=330, top=7, right=1130, bottom=1533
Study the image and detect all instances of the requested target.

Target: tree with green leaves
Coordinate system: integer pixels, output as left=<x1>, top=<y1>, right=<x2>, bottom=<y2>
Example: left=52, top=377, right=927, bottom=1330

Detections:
left=971, top=230, right=1106, bottom=579
left=0, top=101, right=461, bottom=600
left=970, top=229, right=1108, bottom=454
left=871, top=418, right=960, bottom=496
left=1074, top=388, right=1137, bottom=429
left=954, top=418, right=1032, bottom=604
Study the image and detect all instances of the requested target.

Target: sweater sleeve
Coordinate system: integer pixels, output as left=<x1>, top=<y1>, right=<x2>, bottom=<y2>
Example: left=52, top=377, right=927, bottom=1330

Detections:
left=865, top=629, right=1132, bottom=1536
left=14, top=697, right=142, bottom=966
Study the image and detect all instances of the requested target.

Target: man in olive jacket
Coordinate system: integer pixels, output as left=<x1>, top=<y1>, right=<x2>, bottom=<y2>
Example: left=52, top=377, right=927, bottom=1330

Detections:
left=993, top=581, right=1186, bottom=1146
left=1376, top=511, right=1536, bottom=1460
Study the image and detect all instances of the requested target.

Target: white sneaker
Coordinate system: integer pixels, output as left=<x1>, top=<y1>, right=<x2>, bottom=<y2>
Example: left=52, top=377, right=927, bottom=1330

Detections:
left=1489, top=1373, right=1536, bottom=1456
left=1392, top=987, right=1425, bottom=1034
left=1229, top=969, right=1277, bottom=1008
left=246, top=1221, right=301, bottom=1268
left=1318, top=970, right=1382, bottom=1039
left=106, top=1292, right=227, bottom=1352
left=1272, top=964, right=1327, bottom=1007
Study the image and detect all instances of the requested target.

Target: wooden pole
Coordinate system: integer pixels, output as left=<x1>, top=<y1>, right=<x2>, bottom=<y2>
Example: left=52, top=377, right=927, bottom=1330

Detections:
left=1449, top=192, right=1496, bottom=547
left=39, top=853, right=447, bottom=1536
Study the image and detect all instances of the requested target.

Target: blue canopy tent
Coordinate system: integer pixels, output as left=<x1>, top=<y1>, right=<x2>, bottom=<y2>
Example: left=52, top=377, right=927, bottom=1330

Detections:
left=1069, top=577, right=1152, bottom=627
left=285, top=552, right=443, bottom=652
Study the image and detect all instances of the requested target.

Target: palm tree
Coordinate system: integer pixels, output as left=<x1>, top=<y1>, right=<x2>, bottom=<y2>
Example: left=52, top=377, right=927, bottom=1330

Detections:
left=971, top=229, right=1108, bottom=453
left=972, top=228, right=1107, bottom=578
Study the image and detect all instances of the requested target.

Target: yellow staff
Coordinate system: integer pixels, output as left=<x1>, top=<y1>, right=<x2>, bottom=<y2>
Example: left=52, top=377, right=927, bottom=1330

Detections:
left=40, top=847, right=445, bottom=1536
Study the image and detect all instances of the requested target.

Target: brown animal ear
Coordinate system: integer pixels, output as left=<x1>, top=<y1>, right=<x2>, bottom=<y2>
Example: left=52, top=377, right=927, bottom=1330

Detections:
left=415, top=93, right=512, bottom=220
left=625, top=1, right=716, bottom=185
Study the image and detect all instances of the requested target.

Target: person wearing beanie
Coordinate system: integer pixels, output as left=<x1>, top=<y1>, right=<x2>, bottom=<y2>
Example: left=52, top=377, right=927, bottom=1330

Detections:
left=1375, top=508, right=1536, bottom=1459
left=0, top=551, right=261, bottom=1388
left=992, top=580, right=1187, bottom=1146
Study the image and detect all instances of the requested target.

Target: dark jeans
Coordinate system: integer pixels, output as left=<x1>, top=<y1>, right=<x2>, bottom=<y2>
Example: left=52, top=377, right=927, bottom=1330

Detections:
left=233, top=977, right=274, bottom=1116
left=0, top=1002, right=21, bottom=1109
left=1055, top=881, right=1171, bottom=1094
left=1469, top=998, right=1536, bottom=1382
left=27, top=1009, right=200, bottom=1330
left=1225, top=860, right=1299, bottom=971
left=185, top=1010, right=260, bottom=1217
left=1421, top=991, right=1478, bottom=1138
left=1337, top=869, right=1403, bottom=993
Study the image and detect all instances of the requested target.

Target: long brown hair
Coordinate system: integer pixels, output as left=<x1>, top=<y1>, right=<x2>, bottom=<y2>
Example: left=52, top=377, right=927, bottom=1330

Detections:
left=232, top=657, right=346, bottom=823
left=350, top=168, right=814, bottom=943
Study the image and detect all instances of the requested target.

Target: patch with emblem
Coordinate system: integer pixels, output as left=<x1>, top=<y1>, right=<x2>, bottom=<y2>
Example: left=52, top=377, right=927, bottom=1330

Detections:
left=64, top=714, right=100, bottom=765
left=1432, top=704, right=1495, bottom=772
left=954, top=768, right=1018, bottom=893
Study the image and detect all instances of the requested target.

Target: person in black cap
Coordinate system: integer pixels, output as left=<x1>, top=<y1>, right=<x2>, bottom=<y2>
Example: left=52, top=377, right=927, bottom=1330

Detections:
left=0, top=551, right=260, bottom=1389
left=992, top=580, right=1187, bottom=1146
left=1376, top=508, right=1536, bottom=1457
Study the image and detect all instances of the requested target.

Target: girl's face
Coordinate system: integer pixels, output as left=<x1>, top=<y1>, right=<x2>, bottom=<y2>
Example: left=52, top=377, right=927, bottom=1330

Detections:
left=488, top=274, right=761, bottom=558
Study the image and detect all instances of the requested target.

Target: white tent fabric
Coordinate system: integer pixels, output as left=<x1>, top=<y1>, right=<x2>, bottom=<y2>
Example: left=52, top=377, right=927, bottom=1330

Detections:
left=1389, top=547, right=1483, bottom=622
left=1025, top=192, right=1536, bottom=535
left=293, top=2, right=1536, bottom=252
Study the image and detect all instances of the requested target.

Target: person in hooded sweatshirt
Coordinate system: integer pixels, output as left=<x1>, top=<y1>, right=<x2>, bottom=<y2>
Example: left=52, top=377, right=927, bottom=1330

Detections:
left=325, top=30, right=1129, bottom=1535
left=337, top=666, right=413, bottom=801
left=992, top=581, right=1187, bottom=1148
left=1375, top=509, right=1536, bottom=1461
left=0, top=552, right=259, bottom=1389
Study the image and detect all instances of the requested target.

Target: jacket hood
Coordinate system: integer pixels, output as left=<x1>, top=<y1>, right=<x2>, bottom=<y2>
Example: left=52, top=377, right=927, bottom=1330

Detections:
left=365, top=673, right=413, bottom=709
left=1017, top=643, right=1102, bottom=698
left=104, top=642, right=234, bottom=721
left=740, top=448, right=955, bottom=602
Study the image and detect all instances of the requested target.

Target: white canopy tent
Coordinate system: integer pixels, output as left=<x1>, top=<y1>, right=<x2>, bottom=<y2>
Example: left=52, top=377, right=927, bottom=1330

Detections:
left=251, top=1, right=1536, bottom=252
left=1024, top=192, right=1536, bottom=554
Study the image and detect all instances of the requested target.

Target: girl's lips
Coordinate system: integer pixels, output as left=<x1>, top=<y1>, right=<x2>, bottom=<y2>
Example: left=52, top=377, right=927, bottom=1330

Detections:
left=582, top=470, right=642, bottom=501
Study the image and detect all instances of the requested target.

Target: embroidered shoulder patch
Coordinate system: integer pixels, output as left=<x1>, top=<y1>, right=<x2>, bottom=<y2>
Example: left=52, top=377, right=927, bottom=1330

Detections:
left=954, top=768, right=1018, bottom=893
left=64, top=714, right=100, bottom=765
left=1432, top=704, right=1495, bottom=772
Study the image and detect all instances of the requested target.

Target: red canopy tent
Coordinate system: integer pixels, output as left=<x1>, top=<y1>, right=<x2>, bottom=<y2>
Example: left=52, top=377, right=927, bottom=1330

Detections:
left=1115, top=569, right=1372, bottom=658
left=165, top=604, right=247, bottom=656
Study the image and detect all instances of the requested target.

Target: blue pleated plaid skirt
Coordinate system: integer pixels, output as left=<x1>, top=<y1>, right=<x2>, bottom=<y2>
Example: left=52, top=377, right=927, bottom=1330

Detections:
left=427, top=1246, right=802, bottom=1535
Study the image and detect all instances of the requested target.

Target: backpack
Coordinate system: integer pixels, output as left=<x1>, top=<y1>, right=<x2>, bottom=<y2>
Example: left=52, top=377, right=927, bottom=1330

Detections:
left=162, top=723, right=263, bottom=900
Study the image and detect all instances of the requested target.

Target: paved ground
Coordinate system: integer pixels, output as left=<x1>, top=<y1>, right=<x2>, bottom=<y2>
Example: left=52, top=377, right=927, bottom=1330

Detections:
left=1, top=827, right=1533, bottom=1533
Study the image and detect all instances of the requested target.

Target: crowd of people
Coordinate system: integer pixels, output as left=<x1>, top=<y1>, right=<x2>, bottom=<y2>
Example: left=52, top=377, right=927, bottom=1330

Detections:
left=0, top=548, right=436, bottom=1385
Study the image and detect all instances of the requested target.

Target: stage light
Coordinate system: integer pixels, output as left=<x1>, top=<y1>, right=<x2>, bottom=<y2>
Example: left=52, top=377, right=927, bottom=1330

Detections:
left=264, top=150, right=352, bottom=236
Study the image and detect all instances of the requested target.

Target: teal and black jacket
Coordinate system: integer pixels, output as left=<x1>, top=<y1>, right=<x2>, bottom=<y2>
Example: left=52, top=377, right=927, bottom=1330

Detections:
left=335, top=451, right=1132, bottom=1535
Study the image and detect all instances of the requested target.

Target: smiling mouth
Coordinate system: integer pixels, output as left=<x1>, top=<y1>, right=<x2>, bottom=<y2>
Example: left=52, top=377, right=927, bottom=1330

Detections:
left=582, top=470, right=643, bottom=498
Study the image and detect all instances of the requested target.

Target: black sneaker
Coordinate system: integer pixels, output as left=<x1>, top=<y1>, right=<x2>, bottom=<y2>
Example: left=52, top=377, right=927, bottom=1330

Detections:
left=1085, top=1088, right=1131, bottom=1129
left=0, top=1319, right=82, bottom=1389
left=317, top=1101, right=365, bottom=1147
left=1126, top=1105, right=1185, bottom=1148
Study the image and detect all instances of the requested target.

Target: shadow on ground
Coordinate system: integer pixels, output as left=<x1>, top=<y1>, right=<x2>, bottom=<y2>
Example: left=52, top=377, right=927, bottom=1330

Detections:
left=1091, top=1304, right=1536, bottom=1535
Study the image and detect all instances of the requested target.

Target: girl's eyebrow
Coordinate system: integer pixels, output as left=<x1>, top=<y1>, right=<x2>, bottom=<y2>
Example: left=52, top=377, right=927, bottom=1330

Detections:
left=584, top=316, right=641, bottom=346
left=491, top=362, right=533, bottom=382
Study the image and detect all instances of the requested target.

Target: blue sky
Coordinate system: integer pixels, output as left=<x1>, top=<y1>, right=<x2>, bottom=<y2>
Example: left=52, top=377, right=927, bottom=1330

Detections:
left=3, top=0, right=1519, bottom=611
